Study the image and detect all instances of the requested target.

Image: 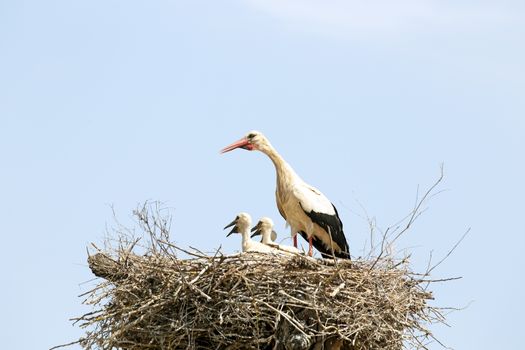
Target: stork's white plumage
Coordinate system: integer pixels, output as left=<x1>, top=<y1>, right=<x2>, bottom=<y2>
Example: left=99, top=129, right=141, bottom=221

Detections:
left=251, top=217, right=300, bottom=254
left=221, top=131, right=350, bottom=259
left=224, top=212, right=280, bottom=254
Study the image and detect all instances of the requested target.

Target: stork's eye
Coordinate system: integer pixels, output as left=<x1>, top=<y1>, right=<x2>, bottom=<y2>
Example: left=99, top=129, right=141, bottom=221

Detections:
left=247, top=133, right=255, bottom=139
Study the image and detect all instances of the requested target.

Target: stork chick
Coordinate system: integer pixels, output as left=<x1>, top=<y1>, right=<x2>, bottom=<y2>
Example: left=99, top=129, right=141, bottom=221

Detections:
left=224, top=213, right=279, bottom=254
left=251, top=217, right=300, bottom=254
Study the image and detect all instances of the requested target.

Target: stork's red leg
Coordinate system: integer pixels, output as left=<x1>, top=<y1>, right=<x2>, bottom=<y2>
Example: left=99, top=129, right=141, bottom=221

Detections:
left=308, top=236, right=313, bottom=257
left=293, top=234, right=298, bottom=248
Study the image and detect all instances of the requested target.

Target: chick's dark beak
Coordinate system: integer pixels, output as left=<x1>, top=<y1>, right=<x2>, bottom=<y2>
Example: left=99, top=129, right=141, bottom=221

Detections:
left=226, top=226, right=238, bottom=237
left=224, top=219, right=236, bottom=230
left=250, top=222, right=262, bottom=238
left=224, top=217, right=239, bottom=237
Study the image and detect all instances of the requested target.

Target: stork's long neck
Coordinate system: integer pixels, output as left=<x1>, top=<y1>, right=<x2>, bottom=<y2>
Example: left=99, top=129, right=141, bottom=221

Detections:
left=261, top=144, right=301, bottom=185
left=262, top=228, right=273, bottom=244
left=240, top=227, right=251, bottom=251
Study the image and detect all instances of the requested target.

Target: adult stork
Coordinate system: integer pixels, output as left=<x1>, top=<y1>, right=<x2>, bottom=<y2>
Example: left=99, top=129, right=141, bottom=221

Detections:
left=251, top=217, right=300, bottom=254
left=224, top=212, right=280, bottom=254
left=221, top=131, right=350, bottom=259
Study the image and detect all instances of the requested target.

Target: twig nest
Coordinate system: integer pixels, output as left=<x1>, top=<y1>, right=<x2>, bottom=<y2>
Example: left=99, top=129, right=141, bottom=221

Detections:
left=77, top=246, right=444, bottom=350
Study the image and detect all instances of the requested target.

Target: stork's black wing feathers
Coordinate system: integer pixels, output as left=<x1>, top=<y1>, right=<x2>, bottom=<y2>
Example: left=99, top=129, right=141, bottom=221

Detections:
left=301, top=204, right=351, bottom=259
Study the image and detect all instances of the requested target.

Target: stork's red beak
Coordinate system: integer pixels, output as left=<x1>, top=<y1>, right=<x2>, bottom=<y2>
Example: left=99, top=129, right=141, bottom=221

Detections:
left=220, top=137, right=254, bottom=153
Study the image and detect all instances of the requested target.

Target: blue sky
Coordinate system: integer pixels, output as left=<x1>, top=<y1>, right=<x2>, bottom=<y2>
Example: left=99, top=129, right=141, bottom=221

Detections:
left=1, top=1, right=524, bottom=349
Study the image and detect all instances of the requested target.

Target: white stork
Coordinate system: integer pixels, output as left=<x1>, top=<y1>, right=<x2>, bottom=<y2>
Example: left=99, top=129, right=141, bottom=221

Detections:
left=251, top=217, right=300, bottom=254
left=224, top=212, right=280, bottom=254
left=251, top=218, right=278, bottom=245
left=221, top=131, right=350, bottom=259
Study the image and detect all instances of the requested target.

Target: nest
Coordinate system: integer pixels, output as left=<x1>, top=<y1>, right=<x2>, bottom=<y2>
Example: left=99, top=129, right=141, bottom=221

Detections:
left=75, top=246, right=446, bottom=350
left=67, top=196, right=454, bottom=350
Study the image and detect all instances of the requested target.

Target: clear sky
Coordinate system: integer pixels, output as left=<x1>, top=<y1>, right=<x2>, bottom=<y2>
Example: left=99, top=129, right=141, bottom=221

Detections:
left=1, top=1, right=524, bottom=349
